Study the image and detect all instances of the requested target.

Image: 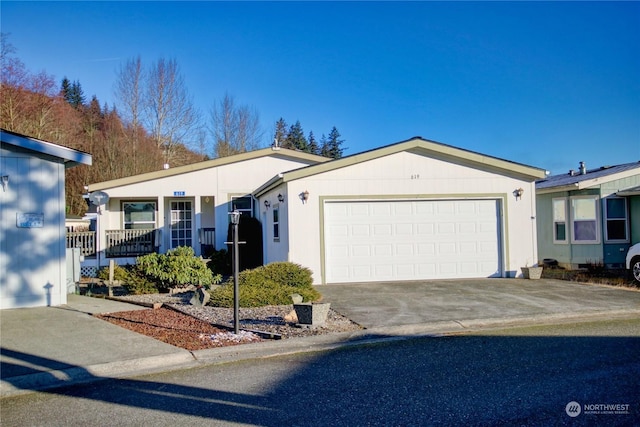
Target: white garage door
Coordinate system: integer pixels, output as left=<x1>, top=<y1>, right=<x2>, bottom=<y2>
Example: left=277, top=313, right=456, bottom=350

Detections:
left=324, top=199, right=502, bottom=283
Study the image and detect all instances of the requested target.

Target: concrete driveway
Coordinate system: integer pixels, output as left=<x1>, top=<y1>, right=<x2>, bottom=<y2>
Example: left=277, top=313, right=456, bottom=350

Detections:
left=320, top=278, right=640, bottom=331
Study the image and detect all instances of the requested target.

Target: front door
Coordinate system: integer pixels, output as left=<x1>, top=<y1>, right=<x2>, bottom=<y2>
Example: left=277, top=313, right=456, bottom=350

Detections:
left=170, top=200, right=193, bottom=248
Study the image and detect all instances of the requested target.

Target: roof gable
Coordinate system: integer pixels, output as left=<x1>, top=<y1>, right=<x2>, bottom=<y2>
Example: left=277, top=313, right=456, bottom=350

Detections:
left=89, top=147, right=330, bottom=191
left=536, top=161, right=640, bottom=193
left=255, top=137, right=546, bottom=196
left=1, top=129, right=92, bottom=168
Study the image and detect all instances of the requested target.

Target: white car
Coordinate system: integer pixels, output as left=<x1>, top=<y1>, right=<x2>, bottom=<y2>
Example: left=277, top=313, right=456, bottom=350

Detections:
left=627, top=243, right=640, bottom=284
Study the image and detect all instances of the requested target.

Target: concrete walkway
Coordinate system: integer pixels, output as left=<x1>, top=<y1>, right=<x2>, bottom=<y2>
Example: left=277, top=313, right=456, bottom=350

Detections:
left=2, top=278, right=639, bottom=397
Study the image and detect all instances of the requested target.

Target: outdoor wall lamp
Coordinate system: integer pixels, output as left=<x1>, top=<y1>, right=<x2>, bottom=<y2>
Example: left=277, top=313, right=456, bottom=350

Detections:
left=514, top=188, right=524, bottom=200
left=277, top=193, right=285, bottom=203
left=264, top=200, right=271, bottom=209
left=299, top=190, right=309, bottom=204
left=1, top=175, right=8, bottom=192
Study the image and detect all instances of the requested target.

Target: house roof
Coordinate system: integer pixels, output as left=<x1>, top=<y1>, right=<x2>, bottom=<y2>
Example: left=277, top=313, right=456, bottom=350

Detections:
left=88, top=147, right=330, bottom=191
left=254, top=136, right=547, bottom=196
left=536, top=161, right=640, bottom=194
left=617, top=185, right=640, bottom=197
left=1, top=128, right=92, bottom=168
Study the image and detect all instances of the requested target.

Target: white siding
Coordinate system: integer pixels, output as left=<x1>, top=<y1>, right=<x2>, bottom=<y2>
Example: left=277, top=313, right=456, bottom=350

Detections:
left=93, top=155, right=315, bottom=261
left=282, top=151, right=537, bottom=284
left=1, top=150, right=67, bottom=308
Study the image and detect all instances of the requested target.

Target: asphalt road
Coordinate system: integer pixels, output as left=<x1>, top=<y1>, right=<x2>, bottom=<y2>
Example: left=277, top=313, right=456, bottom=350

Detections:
left=2, top=318, right=639, bottom=426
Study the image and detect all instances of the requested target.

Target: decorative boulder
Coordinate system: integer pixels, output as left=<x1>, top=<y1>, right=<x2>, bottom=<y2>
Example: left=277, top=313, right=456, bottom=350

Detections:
left=293, top=302, right=331, bottom=326
left=190, top=287, right=210, bottom=307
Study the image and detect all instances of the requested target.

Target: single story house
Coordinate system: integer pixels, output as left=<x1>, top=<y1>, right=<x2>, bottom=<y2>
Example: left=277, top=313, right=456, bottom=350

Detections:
left=535, top=161, right=640, bottom=269
left=84, top=136, right=546, bottom=284
left=255, top=137, right=546, bottom=284
left=83, top=147, right=329, bottom=276
left=1, top=129, right=92, bottom=309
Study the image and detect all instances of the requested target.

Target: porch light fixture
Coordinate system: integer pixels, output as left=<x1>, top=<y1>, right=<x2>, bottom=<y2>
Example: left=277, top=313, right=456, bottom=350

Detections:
left=277, top=193, right=285, bottom=203
left=299, top=190, right=309, bottom=204
left=1, top=175, right=8, bottom=192
left=264, top=200, right=271, bottom=209
left=514, top=188, right=524, bottom=200
left=229, top=209, right=241, bottom=225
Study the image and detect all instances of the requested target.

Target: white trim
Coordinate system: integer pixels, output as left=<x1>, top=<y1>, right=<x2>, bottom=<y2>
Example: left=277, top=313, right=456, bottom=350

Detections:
left=603, top=196, right=629, bottom=243
left=552, top=197, right=568, bottom=244
left=569, top=195, right=600, bottom=244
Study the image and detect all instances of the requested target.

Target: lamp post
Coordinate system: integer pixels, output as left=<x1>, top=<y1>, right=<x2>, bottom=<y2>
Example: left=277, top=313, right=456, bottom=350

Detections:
left=229, top=209, right=241, bottom=334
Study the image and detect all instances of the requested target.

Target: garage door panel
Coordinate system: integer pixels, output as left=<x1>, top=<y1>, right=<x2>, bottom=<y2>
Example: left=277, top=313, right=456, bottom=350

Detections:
left=396, top=223, right=413, bottom=235
left=325, top=200, right=501, bottom=283
left=417, top=223, right=435, bottom=235
left=352, top=245, right=370, bottom=257
left=417, top=243, right=436, bottom=255
left=373, top=224, right=392, bottom=236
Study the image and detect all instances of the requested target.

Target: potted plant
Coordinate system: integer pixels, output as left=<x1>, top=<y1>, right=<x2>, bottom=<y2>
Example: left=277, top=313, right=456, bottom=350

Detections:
left=521, top=263, right=543, bottom=279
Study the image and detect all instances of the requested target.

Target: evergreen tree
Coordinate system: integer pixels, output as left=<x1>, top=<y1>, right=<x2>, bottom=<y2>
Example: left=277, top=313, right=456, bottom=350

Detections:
left=319, top=133, right=329, bottom=157
left=307, top=131, right=319, bottom=155
left=323, top=126, right=346, bottom=159
left=285, top=120, right=307, bottom=151
left=60, top=77, right=85, bottom=109
left=273, top=117, right=288, bottom=147
left=60, top=77, right=71, bottom=103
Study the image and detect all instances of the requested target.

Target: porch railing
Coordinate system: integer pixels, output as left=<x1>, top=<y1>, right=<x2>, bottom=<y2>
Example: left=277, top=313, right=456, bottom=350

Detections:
left=66, top=231, right=96, bottom=257
left=105, top=229, right=156, bottom=258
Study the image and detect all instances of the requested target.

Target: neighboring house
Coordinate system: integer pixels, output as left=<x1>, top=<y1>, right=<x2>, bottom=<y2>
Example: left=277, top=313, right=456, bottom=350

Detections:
left=255, top=137, right=546, bottom=284
left=82, top=147, right=329, bottom=276
left=1, top=129, right=92, bottom=309
left=536, top=161, right=640, bottom=270
left=82, top=136, right=545, bottom=284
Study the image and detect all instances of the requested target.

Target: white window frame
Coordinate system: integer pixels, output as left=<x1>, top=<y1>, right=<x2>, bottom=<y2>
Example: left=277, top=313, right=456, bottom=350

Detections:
left=552, top=198, right=568, bottom=244
left=122, top=201, right=156, bottom=230
left=230, top=195, right=254, bottom=218
left=569, top=195, right=600, bottom=244
left=604, top=196, right=629, bottom=243
left=273, top=205, right=280, bottom=241
left=170, top=199, right=193, bottom=248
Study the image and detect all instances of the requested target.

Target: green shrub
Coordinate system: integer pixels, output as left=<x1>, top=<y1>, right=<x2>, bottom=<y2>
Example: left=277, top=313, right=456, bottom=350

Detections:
left=136, top=246, right=220, bottom=291
left=206, top=248, right=232, bottom=276
left=209, top=262, right=321, bottom=307
left=97, top=263, right=158, bottom=295
left=96, top=263, right=130, bottom=282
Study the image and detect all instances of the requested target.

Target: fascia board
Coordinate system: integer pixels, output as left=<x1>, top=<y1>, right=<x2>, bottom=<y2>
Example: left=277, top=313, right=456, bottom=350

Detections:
left=89, top=147, right=328, bottom=191
left=278, top=138, right=547, bottom=183
left=1, top=130, right=92, bottom=167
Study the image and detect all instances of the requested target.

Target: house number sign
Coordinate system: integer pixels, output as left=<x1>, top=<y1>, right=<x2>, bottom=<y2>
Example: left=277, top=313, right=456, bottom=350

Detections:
left=16, top=213, right=44, bottom=228
left=173, top=191, right=186, bottom=197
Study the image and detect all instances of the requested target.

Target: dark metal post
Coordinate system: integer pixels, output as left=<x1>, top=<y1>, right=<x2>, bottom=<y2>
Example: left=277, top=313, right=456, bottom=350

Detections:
left=230, top=210, right=240, bottom=334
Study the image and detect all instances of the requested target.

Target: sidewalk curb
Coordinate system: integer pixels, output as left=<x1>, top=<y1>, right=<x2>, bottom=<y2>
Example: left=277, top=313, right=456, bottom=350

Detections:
left=3, top=309, right=639, bottom=399
left=1, top=352, right=196, bottom=398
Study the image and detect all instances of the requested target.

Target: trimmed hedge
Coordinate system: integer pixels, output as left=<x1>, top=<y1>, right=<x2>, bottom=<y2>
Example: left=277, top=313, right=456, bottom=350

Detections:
left=209, top=262, right=321, bottom=307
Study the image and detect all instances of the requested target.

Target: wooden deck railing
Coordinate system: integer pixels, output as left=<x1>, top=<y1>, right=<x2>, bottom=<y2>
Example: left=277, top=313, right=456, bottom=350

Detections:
left=105, top=229, right=156, bottom=258
left=66, top=231, right=96, bottom=257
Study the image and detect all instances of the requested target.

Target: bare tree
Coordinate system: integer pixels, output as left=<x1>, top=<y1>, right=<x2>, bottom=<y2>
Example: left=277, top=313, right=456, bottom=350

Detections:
left=209, top=93, right=263, bottom=158
left=145, top=58, right=201, bottom=165
left=114, top=56, right=144, bottom=173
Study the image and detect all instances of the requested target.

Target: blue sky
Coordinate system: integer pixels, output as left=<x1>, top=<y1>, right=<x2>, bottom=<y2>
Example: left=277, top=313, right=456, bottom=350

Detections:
left=2, top=1, right=639, bottom=175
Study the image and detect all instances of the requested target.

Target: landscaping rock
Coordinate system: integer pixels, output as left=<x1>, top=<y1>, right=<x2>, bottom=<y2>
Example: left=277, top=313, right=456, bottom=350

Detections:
left=190, top=287, right=210, bottom=307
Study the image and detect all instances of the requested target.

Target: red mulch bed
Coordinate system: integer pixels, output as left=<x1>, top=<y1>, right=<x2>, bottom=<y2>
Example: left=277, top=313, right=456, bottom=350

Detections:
left=95, top=307, right=262, bottom=351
